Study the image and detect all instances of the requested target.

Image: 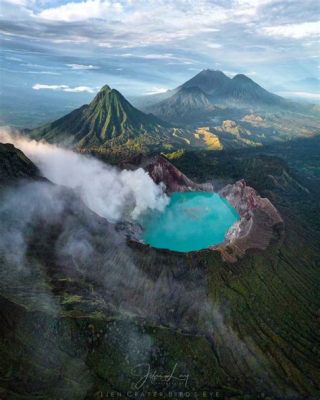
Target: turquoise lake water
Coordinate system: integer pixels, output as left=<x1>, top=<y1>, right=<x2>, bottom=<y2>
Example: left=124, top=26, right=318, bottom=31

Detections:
left=141, top=192, right=240, bottom=252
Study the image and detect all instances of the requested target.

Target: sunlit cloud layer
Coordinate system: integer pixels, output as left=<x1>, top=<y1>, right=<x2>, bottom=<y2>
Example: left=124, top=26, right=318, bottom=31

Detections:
left=32, top=83, right=96, bottom=93
left=0, top=0, right=319, bottom=105
left=66, top=64, right=100, bottom=70
left=144, top=87, right=170, bottom=95
left=279, top=91, right=320, bottom=100
left=263, top=21, right=320, bottom=39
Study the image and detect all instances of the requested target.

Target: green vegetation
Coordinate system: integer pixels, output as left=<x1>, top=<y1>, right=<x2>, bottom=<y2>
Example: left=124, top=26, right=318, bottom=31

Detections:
left=0, top=138, right=320, bottom=399
left=29, top=85, right=170, bottom=149
left=162, top=148, right=185, bottom=160
left=27, top=77, right=320, bottom=160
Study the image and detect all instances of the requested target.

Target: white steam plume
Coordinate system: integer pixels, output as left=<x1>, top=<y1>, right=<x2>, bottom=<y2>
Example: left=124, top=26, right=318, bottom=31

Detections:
left=0, top=128, right=169, bottom=221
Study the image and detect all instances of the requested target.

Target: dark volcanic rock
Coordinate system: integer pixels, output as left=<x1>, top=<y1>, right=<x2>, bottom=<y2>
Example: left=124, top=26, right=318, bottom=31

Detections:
left=141, top=155, right=214, bottom=193
left=0, top=143, right=40, bottom=185
left=138, top=157, right=284, bottom=262
left=218, top=180, right=284, bottom=261
left=1, top=141, right=318, bottom=400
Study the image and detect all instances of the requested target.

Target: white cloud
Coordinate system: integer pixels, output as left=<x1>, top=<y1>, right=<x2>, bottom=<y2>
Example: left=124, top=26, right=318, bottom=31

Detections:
left=224, top=70, right=257, bottom=77
left=33, top=84, right=67, bottom=90
left=2, top=0, right=31, bottom=5
left=207, top=43, right=222, bottom=49
left=1, top=0, right=319, bottom=85
left=236, top=0, right=275, bottom=7
left=5, top=56, right=22, bottom=61
left=7, top=0, right=315, bottom=53
left=263, top=21, right=320, bottom=39
left=120, top=53, right=176, bottom=60
left=33, top=0, right=228, bottom=46
left=199, top=28, right=220, bottom=33
left=144, top=87, right=169, bottom=95
left=279, top=91, right=320, bottom=100
left=120, top=52, right=196, bottom=64
left=32, top=84, right=95, bottom=93
left=26, top=71, right=60, bottom=75
left=224, top=70, right=238, bottom=77
left=98, top=42, right=113, bottom=48
left=67, top=63, right=99, bottom=70
left=38, top=0, right=123, bottom=22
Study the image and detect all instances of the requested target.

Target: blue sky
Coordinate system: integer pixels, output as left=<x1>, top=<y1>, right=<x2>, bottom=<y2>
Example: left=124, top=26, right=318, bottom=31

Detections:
left=0, top=0, right=319, bottom=126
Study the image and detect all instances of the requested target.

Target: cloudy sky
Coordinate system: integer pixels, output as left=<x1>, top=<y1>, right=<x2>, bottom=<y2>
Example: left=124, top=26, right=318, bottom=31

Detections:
left=0, top=0, right=319, bottom=126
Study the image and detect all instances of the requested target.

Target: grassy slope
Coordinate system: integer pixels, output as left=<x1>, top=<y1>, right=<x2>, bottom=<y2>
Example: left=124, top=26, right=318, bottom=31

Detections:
left=29, top=86, right=168, bottom=148
left=170, top=146, right=320, bottom=397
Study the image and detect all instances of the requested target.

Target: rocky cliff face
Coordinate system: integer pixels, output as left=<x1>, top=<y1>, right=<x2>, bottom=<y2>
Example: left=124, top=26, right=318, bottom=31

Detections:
left=140, top=155, right=214, bottom=193
left=0, top=144, right=319, bottom=399
left=0, top=143, right=40, bottom=186
left=218, top=180, right=284, bottom=262
left=137, top=156, right=284, bottom=262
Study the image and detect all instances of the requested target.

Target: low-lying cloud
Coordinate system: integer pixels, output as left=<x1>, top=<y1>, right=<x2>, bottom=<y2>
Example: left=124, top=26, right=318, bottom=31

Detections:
left=66, top=63, right=99, bottom=70
left=0, top=127, right=285, bottom=396
left=32, top=84, right=96, bottom=93
left=278, top=91, right=320, bottom=101
left=0, top=128, right=169, bottom=222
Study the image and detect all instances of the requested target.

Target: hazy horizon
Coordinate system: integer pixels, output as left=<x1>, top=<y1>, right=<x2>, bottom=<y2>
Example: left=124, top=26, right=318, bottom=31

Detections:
left=1, top=0, right=319, bottom=127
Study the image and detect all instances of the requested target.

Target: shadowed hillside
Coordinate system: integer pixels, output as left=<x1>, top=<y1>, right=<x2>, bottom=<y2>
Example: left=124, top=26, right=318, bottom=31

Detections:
left=0, top=142, right=319, bottom=399
left=0, top=143, right=40, bottom=184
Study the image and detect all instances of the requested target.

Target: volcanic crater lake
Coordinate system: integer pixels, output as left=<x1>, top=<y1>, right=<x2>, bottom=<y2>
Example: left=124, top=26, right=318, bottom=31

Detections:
left=141, top=192, right=240, bottom=252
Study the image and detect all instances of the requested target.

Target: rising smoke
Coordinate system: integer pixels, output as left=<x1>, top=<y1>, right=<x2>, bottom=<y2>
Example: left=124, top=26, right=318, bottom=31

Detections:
left=0, top=127, right=168, bottom=222
left=0, top=127, right=279, bottom=396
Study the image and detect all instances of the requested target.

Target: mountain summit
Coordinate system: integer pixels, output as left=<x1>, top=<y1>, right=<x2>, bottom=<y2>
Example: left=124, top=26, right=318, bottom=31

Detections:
left=180, top=69, right=287, bottom=107
left=29, top=85, right=167, bottom=148
left=224, top=74, right=287, bottom=106
left=143, top=69, right=291, bottom=123
left=179, top=69, right=230, bottom=95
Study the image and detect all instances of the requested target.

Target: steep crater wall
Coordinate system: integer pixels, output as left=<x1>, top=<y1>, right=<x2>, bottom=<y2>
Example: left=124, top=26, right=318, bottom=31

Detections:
left=132, top=155, right=284, bottom=262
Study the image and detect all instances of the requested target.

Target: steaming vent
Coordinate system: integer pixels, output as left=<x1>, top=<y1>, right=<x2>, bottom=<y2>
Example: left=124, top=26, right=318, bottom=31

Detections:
left=0, top=129, right=169, bottom=223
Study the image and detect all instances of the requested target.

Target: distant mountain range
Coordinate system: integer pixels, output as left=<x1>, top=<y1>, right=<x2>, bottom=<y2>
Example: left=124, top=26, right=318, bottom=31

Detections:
left=26, top=69, right=320, bottom=156
left=143, top=70, right=293, bottom=123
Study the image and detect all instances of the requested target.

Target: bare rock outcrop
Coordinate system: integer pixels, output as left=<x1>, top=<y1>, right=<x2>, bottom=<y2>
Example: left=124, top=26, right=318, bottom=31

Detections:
left=217, top=180, right=284, bottom=262
left=141, top=155, right=213, bottom=193
left=138, top=157, right=284, bottom=262
left=0, top=143, right=40, bottom=185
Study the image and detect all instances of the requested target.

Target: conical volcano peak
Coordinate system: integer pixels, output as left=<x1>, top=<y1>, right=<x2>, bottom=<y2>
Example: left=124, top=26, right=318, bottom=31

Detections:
left=99, top=84, right=112, bottom=93
left=93, top=86, right=128, bottom=104
left=180, top=69, right=231, bottom=95
left=200, top=69, right=228, bottom=77
left=92, top=84, right=113, bottom=102
left=30, top=84, right=167, bottom=148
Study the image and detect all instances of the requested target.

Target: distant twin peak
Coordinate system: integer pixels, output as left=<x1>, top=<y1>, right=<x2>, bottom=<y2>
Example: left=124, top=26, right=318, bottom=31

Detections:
left=97, top=70, right=252, bottom=98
